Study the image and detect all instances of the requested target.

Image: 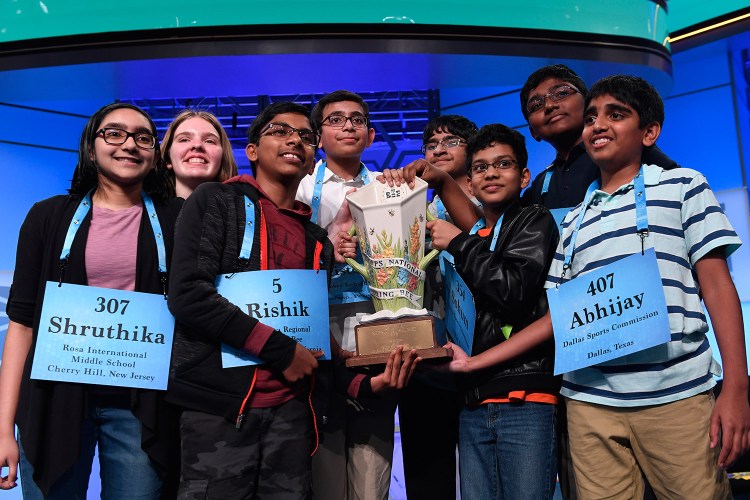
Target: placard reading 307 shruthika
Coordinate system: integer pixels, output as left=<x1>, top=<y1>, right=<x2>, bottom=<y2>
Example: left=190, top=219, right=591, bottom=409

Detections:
left=31, top=282, right=175, bottom=389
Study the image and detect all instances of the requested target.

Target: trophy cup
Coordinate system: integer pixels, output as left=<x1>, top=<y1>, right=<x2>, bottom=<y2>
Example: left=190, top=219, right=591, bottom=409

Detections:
left=343, top=177, right=453, bottom=367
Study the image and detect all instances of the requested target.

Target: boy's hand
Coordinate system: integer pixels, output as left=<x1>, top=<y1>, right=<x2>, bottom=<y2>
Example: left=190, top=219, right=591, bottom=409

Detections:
left=376, top=160, right=449, bottom=190
left=330, top=336, right=355, bottom=359
left=336, top=232, right=358, bottom=261
left=282, top=344, right=320, bottom=383
left=445, top=341, right=471, bottom=373
left=710, top=389, right=750, bottom=468
left=0, top=434, right=19, bottom=490
left=328, top=189, right=355, bottom=263
left=402, top=158, right=449, bottom=188
left=695, top=251, right=750, bottom=468
left=426, top=219, right=461, bottom=250
left=370, top=347, right=420, bottom=392
left=377, top=168, right=408, bottom=188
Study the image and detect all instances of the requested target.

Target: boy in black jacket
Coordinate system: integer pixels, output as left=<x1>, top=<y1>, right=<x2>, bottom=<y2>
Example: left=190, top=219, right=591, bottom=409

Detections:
left=391, top=124, right=559, bottom=499
left=167, top=102, right=415, bottom=499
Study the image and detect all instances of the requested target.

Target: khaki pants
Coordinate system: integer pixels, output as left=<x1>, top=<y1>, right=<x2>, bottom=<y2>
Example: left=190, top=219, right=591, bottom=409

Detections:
left=566, top=393, right=731, bottom=500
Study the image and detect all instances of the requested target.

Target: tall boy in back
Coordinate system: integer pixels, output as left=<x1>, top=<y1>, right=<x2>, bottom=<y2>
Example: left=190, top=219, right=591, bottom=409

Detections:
left=449, top=75, right=750, bottom=499
left=519, top=64, right=677, bottom=211
left=296, top=90, right=396, bottom=500
left=426, top=124, right=559, bottom=499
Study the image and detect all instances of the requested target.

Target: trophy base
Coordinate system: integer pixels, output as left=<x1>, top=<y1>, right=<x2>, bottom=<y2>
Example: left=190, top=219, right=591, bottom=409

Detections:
left=346, top=347, right=453, bottom=367
left=345, top=316, right=452, bottom=367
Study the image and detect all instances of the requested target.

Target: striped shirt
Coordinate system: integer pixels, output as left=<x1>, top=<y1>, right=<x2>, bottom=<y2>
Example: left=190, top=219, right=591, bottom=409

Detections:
left=545, top=164, right=741, bottom=407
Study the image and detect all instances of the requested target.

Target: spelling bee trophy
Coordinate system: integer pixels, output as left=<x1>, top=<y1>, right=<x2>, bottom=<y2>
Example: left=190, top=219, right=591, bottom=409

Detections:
left=343, top=177, right=453, bottom=367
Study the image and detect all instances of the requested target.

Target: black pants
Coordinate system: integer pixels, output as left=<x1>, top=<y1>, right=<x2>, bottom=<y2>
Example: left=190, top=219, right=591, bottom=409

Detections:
left=398, top=375, right=462, bottom=500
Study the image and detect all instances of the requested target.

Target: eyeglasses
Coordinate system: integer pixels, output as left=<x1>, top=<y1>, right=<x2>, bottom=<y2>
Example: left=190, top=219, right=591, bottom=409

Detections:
left=97, top=128, right=156, bottom=150
left=421, top=138, right=467, bottom=154
left=261, top=123, right=319, bottom=147
left=525, top=85, right=580, bottom=114
left=471, top=159, right=519, bottom=176
left=321, top=114, right=369, bottom=129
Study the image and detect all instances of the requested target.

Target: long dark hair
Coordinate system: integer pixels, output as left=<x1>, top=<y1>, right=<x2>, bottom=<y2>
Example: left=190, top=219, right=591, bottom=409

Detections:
left=69, top=102, right=169, bottom=202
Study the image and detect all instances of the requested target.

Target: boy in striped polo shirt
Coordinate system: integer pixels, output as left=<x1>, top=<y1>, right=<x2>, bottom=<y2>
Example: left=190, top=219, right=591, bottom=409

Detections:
left=449, top=75, right=750, bottom=498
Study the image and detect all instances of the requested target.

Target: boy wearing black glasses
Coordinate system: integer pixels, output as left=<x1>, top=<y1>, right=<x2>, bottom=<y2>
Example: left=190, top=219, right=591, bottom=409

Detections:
left=520, top=64, right=677, bottom=214
left=394, top=115, right=478, bottom=500
left=296, top=90, right=398, bottom=500
left=433, top=124, right=559, bottom=500
left=385, top=124, right=560, bottom=499
left=168, top=102, right=414, bottom=499
left=167, top=102, right=328, bottom=499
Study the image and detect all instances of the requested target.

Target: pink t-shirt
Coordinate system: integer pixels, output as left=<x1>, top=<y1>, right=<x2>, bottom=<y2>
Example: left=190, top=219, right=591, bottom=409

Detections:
left=85, top=204, right=141, bottom=290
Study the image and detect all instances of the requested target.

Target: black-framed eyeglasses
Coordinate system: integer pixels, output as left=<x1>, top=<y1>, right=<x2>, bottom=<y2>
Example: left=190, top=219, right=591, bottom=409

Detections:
left=261, top=123, right=319, bottom=147
left=471, top=159, right=519, bottom=176
left=321, top=114, right=369, bottom=129
left=97, top=128, right=157, bottom=150
left=421, top=138, right=467, bottom=154
left=526, top=84, right=580, bottom=114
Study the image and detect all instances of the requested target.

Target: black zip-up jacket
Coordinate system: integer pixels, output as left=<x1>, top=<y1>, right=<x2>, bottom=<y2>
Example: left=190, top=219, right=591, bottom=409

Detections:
left=445, top=200, right=560, bottom=405
left=167, top=178, right=349, bottom=424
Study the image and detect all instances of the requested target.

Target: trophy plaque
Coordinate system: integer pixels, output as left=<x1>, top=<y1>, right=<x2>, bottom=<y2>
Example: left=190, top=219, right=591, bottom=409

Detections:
left=343, top=177, right=453, bottom=367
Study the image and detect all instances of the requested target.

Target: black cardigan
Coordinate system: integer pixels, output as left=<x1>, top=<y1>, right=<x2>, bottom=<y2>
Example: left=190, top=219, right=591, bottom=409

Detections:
left=6, top=193, right=182, bottom=495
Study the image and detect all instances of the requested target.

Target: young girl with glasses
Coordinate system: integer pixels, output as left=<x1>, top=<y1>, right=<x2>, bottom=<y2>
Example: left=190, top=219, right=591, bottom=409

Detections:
left=0, top=102, right=182, bottom=499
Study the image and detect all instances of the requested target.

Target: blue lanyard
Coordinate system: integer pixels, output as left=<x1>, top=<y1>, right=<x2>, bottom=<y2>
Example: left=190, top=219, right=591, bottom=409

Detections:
left=434, top=196, right=447, bottom=221
left=223, top=196, right=258, bottom=280
left=310, top=161, right=370, bottom=225
left=239, top=196, right=256, bottom=261
left=561, top=166, right=649, bottom=281
left=469, top=213, right=505, bottom=252
left=540, top=168, right=553, bottom=197
left=61, top=190, right=168, bottom=293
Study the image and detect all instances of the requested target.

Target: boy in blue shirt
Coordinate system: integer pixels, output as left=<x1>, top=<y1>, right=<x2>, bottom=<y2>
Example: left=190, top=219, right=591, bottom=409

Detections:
left=449, top=75, right=750, bottom=498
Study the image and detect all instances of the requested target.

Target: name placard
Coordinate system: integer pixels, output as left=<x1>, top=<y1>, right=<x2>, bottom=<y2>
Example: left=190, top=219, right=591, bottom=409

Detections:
left=216, top=269, right=331, bottom=368
left=547, top=248, right=670, bottom=374
left=328, top=264, right=370, bottom=305
left=31, top=282, right=175, bottom=390
left=440, top=253, right=476, bottom=355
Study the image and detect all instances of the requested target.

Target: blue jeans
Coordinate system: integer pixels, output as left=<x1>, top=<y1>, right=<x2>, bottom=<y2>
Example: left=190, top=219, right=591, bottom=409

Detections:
left=458, top=401, right=557, bottom=500
left=19, top=407, right=162, bottom=500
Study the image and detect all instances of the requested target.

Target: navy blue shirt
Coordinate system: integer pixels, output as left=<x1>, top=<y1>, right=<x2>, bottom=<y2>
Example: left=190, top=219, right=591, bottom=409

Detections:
left=521, top=143, right=679, bottom=209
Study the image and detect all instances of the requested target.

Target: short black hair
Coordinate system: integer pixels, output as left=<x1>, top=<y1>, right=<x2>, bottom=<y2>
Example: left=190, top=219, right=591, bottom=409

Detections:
left=520, top=64, right=588, bottom=121
left=311, top=90, right=369, bottom=130
left=69, top=102, right=169, bottom=202
left=247, top=101, right=315, bottom=144
left=247, top=101, right=316, bottom=175
left=422, top=115, right=478, bottom=144
left=466, top=124, right=528, bottom=174
left=585, top=75, right=664, bottom=128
